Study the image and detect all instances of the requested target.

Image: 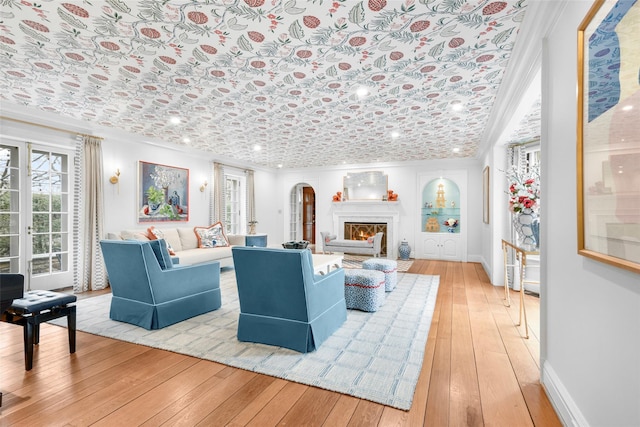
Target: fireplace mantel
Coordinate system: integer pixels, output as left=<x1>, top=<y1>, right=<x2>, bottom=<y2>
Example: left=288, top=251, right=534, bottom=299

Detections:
left=331, top=201, right=400, bottom=259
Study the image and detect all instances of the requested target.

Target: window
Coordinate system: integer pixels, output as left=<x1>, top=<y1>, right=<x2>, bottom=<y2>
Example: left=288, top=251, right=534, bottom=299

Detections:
left=224, top=172, right=246, bottom=235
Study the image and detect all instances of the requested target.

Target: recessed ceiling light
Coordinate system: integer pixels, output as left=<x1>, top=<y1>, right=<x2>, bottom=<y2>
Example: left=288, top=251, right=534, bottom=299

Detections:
left=182, top=137, right=190, bottom=143
left=622, top=105, right=633, bottom=111
left=391, top=130, right=400, bottom=139
left=453, top=147, right=460, bottom=153
left=253, top=144, right=261, bottom=151
left=356, top=87, right=369, bottom=98
left=170, top=116, right=181, bottom=124
left=451, top=103, right=463, bottom=112
left=277, top=164, right=283, bottom=168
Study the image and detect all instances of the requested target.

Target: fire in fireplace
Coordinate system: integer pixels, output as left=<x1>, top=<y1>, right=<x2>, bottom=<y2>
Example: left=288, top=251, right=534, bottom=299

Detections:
left=344, top=222, right=387, bottom=256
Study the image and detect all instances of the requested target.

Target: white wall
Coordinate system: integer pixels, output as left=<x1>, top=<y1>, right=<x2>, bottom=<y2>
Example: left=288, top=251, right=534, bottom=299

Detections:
left=278, top=159, right=483, bottom=261
left=100, top=139, right=280, bottom=240
left=541, top=2, right=640, bottom=426
left=0, top=113, right=281, bottom=243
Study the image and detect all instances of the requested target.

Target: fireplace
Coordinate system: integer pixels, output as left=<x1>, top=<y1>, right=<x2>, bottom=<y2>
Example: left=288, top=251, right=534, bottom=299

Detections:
left=331, top=201, right=399, bottom=258
left=344, top=222, right=387, bottom=256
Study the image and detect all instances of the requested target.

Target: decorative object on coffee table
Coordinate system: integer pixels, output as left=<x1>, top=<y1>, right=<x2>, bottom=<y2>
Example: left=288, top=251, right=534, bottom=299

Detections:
left=282, top=240, right=309, bottom=249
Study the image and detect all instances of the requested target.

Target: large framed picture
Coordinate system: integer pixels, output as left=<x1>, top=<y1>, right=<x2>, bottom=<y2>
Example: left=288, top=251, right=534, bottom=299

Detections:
left=577, top=0, right=640, bottom=273
left=138, top=161, right=189, bottom=223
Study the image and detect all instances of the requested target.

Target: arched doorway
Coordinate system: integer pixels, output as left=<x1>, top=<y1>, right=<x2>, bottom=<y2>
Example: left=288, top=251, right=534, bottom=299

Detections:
left=289, top=183, right=315, bottom=244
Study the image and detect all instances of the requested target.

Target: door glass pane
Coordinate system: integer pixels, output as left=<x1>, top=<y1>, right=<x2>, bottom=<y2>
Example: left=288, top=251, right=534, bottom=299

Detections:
left=32, top=234, right=49, bottom=255
left=52, top=193, right=62, bottom=212
left=32, top=193, right=49, bottom=211
left=33, top=213, right=50, bottom=232
left=51, top=172, right=62, bottom=193
left=51, top=154, right=63, bottom=172
left=52, top=233, right=62, bottom=252
left=32, top=256, right=50, bottom=275
left=0, top=236, right=9, bottom=256
left=30, top=149, right=69, bottom=277
left=0, top=145, right=19, bottom=273
left=53, top=254, right=64, bottom=273
left=52, top=213, right=62, bottom=232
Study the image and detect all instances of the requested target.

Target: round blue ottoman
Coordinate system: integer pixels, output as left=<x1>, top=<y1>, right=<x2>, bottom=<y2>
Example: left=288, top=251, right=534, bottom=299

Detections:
left=344, top=269, right=385, bottom=312
left=362, top=258, right=398, bottom=292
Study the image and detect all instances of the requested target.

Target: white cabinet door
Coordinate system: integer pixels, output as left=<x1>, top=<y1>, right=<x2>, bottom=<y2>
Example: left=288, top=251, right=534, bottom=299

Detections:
left=418, top=233, right=461, bottom=260
left=420, top=235, right=441, bottom=258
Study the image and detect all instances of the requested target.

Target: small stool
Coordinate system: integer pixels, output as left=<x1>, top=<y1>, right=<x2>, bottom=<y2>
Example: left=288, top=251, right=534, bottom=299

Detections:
left=362, top=258, right=398, bottom=292
left=4, top=290, right=77, bottom=371
left=344, top=269, right=385, bottom=312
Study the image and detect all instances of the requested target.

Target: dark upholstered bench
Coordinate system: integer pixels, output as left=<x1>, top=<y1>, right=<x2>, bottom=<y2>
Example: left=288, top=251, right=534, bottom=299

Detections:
left=2, top=289, right=77, bottom=371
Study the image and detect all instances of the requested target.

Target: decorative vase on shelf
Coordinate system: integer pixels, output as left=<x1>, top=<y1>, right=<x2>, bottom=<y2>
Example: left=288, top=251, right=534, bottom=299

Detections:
left=512, top=208, right=539, bottom=246
left=398, top=239, right=411, bottom=260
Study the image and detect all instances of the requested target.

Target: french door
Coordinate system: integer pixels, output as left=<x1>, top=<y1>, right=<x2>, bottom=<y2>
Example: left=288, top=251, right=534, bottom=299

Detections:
left=0, top=141, right=74, bottom=291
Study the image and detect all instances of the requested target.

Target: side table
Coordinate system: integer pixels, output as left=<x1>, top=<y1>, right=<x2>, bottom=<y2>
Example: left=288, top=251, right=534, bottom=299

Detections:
left=501, top=239, right=539, bottom=339
left=245, top=233, right=267, bottom=247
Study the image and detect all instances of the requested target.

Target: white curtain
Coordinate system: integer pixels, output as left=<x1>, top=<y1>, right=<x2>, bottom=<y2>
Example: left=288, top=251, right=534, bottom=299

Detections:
left=213, top=162, right=224, bottom=223
left=247, top=169, right=255, bottom=223
left=75, top=136, right=107, bottom=292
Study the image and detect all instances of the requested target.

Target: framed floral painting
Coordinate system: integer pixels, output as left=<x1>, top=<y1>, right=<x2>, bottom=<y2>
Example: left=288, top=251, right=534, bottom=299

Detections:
left=577, top=0, right=640, bottom=273
left=138, top=161, right=189, bottom=223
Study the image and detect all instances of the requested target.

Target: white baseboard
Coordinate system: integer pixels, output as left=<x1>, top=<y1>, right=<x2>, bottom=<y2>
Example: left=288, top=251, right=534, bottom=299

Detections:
left=467, top=255, right=495, bottom=284
left=467, top=254, right=483, bottom=263
left=542, top=361, right=590, bottom=427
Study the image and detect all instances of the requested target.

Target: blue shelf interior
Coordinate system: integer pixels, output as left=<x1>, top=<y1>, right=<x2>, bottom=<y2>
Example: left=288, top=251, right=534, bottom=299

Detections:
left=421, top=178, right=461, bottom=233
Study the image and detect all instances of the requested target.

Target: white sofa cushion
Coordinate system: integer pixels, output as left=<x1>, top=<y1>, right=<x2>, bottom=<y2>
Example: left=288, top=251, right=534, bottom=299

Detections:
left=120, top=230, right=150, bottom=241
left=177, top=227, right=199, bottom=251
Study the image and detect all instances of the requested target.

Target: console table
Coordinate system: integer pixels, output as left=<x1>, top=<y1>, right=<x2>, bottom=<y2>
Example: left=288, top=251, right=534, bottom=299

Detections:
left=501, top=240, right=539, bottom=339
left=245, top=233, right=267, bottom=247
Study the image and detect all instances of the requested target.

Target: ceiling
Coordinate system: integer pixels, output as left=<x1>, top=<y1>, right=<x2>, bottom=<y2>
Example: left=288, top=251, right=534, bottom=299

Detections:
left=0, top=0, right=538, bottom=169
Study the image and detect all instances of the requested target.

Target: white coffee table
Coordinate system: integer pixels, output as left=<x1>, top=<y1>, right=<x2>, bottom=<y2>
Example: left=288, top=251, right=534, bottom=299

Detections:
left=312, top=254, right=343, bottom=275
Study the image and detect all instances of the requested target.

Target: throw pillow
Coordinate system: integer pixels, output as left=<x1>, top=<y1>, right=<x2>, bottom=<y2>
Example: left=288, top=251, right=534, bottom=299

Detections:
left=324, top=234, right=336, bottom=243
left=148, top=239, right=174, bottom=270
left=194, top=222, right=230, bottom=248
left=147, top=226, right=176, bottom=255
left=367, top=236, right=374, bottom=243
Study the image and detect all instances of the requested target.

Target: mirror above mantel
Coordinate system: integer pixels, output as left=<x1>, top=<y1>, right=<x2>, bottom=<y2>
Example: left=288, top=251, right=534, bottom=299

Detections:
left=343, top=171, right=388, bottom=201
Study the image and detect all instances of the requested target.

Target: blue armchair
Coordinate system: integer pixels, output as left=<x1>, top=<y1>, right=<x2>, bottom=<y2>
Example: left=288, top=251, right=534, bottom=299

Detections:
left=100, top=239, right=221, bottom=329
left=231, top=246, right=347, bottom=353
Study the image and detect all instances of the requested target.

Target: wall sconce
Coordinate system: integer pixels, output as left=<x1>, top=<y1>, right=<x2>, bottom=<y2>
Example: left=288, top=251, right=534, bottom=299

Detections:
left=110, top=169, right=120, bottom=194
left=109, top=169, right=120, bottom=185
left=200, top=180, right=208, bottom=192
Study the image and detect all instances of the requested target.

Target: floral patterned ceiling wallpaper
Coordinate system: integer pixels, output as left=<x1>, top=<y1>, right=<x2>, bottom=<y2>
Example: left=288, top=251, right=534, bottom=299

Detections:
left=0, top=0, right=534, bottom=168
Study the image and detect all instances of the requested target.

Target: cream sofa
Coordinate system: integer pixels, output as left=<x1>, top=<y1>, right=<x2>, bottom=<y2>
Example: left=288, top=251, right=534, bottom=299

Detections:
left=105, top=227, right=245, bottom=268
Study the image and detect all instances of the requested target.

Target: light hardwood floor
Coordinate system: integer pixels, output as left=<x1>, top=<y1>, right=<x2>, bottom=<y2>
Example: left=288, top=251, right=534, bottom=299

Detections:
left=0, top=261, right=561, bottom=426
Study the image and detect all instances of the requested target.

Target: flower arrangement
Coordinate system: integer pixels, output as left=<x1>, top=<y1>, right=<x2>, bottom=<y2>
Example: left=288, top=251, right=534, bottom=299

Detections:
left=443, top=218, right=458, bottom=227
left=505, top=164, right=540, bottom=213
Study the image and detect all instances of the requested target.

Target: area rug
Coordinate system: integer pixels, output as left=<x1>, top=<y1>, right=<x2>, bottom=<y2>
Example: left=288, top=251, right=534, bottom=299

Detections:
left=342, top=254, right=414, bottom=272
left=52, top=270, right=438, bottom=410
